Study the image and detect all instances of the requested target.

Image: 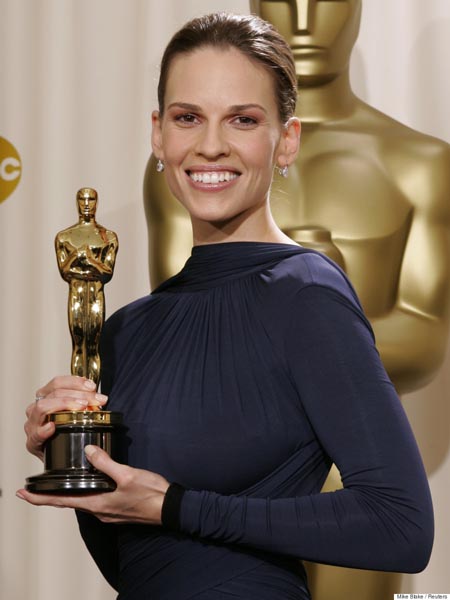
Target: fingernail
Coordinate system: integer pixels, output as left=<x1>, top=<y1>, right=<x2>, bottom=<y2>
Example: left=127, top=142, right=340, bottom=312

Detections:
left=94, top=394, right=108, bottom=404
left=84, top=445, right=95, bottom=457
left=16, top=491, right=25, bottom=500
left=43, top=422, right=54, bottom=432
left=84, top=380, right=96, bottom=390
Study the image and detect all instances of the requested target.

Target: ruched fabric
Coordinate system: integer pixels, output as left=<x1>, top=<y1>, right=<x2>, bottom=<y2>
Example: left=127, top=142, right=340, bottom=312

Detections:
left=77, top=242, right=433, bottom=599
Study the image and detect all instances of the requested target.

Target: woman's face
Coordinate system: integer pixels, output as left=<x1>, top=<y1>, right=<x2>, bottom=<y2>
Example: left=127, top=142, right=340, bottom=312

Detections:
left=152, top=46, right=297, bottom=234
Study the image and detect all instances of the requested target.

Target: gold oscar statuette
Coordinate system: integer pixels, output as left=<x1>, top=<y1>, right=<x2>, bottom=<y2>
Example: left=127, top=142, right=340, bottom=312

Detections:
left=26, top=188, right=124, bottom=493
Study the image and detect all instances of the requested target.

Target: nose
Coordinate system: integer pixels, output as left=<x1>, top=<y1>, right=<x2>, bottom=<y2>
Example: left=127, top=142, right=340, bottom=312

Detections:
left=294, top=0, right=315, bottom=34
left=195, top=121, right=230, bottom=160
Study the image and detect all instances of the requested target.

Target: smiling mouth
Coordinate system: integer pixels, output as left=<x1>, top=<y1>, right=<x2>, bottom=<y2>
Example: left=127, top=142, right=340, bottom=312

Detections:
left=186, top=170, right=240, bottom=184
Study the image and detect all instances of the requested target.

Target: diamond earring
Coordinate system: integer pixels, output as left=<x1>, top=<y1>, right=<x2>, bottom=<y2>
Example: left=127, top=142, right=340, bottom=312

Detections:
left=277, top=165, right=289, bottom=178
left=156, top=159, right=165, bottom=173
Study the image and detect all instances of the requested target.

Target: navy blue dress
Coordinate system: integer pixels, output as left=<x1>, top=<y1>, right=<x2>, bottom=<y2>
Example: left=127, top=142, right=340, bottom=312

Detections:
left=77, top=242, right=433, bottom=600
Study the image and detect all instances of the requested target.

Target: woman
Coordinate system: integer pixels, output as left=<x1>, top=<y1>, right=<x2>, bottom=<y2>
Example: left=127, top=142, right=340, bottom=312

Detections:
left=18, top=13, right=433, bottom=600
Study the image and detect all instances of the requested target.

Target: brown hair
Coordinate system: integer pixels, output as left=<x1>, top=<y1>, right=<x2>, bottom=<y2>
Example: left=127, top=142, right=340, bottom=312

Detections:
left=157, top=12, right=297, bottom=123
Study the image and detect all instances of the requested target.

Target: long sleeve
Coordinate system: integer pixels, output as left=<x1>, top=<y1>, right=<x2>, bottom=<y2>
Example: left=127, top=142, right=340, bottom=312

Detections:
left=170, top=284, right=434, bottom=573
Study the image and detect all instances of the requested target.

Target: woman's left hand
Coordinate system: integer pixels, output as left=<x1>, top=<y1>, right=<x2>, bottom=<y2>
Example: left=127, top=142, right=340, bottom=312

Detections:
left=16, top=445, right=170, bottom=525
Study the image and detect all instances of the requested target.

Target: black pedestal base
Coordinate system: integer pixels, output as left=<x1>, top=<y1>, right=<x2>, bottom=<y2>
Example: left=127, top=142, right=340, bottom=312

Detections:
left=25, top=470, right=116, bottom=493
left=25, top=410, right=124, bottom=494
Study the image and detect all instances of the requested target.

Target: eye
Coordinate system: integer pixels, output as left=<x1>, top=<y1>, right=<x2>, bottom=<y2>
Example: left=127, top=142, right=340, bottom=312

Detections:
left=232, top=115, right=258, bottom=128
left=174, top=113, right=200, bottom=126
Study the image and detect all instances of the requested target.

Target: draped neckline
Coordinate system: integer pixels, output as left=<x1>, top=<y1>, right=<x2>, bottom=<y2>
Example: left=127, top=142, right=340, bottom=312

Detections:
left=152, top=241, right=316, bottom=293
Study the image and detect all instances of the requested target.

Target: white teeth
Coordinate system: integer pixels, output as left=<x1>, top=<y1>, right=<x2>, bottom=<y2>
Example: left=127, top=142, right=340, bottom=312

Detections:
left=188, top=171, right=238, bottom=183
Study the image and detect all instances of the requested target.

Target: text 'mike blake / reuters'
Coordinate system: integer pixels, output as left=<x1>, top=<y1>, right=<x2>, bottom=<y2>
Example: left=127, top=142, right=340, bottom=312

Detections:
left=18, top=10, right=436, bottom=600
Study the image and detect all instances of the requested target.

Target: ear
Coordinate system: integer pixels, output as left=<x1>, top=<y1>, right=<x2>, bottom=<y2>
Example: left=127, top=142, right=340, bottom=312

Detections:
left=151, top=110, right=164, bottom=159
left=276, top=117, right=301, bottom=169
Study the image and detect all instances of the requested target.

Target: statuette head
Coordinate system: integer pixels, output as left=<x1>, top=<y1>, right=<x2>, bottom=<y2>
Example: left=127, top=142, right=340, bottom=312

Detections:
left=251, top=0, right=362, bottom=84
left=76, top=187, right=97, bottom=218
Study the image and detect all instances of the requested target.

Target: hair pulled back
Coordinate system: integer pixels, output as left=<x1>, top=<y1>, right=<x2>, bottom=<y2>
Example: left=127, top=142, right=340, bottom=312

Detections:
left=157, top=12, right=297, bottom=123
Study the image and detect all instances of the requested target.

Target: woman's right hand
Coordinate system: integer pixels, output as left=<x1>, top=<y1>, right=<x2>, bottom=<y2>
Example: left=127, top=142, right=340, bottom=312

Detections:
left=24, top=376, right=108, bottom=461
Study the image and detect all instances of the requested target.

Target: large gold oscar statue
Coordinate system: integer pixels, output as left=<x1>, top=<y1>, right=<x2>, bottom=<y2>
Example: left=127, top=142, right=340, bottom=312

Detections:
left=143, top=2, right=450, bottom=598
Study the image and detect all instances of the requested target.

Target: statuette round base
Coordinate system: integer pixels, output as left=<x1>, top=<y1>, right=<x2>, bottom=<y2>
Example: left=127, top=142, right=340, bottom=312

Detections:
left=25, top=410, right=125, bottom=494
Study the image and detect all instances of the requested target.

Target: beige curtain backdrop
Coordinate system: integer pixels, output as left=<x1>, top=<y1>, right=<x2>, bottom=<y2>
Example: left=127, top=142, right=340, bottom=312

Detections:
left=0, top=1, right=448, bottom=598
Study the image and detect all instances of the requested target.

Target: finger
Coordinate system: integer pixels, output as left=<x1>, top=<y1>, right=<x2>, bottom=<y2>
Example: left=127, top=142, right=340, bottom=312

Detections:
left=31, top=376, right=107, bottom=420
left=36, top=375, right=106, bottom=405
left=26, top=402, right=35, bottom=418
left=25, top=421, right=55, bottom=455
left=37, top=375, right=97, bottom=398
left=26, top=396, right=84, bottom=423
left=16, top=488, right=96, bottom=509
left=84, top=445, right=125, bottom=482
left=16, top=489, right=67, bottom=506
left=32, top=391, right=108, bottom=421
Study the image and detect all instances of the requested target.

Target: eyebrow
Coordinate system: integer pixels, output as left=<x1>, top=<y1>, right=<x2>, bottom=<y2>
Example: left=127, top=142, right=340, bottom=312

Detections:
left=167, top=102, right=268, bottom=114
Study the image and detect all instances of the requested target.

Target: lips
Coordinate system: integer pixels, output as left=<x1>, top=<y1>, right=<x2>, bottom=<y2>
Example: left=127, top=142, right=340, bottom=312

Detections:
left=293, top=46, right=325, bottom=57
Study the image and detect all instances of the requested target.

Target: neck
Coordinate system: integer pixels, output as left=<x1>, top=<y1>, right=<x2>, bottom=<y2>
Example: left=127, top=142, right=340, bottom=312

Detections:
left=191, top=202, right=295, bottom=246
left=79, top=214, right=94, bottom=223
left=296, top=70, right=357, bottom=123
